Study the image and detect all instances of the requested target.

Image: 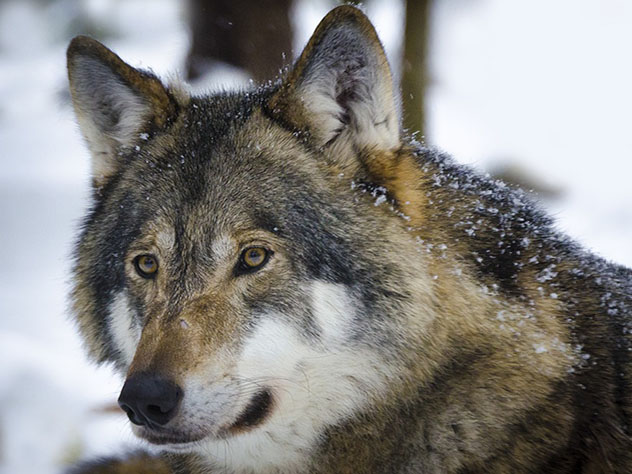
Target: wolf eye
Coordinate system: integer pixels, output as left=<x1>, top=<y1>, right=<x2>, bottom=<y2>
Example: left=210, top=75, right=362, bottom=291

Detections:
left=238, top=247, right=270, bottom=273
left=134, top=254, right=158, bottom=278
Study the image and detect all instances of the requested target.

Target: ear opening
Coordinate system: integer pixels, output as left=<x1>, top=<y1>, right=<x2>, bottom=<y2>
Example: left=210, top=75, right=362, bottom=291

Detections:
left=267, top=6, right=400, bottom=154
left=67, top=36, right=179, bottom=186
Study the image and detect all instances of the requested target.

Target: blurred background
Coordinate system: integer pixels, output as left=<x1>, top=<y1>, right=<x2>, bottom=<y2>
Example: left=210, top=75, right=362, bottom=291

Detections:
left=0, top=0, right=631, bottom=472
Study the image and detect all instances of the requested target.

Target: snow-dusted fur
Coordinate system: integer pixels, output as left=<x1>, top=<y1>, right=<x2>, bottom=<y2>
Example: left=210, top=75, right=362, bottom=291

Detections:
left=67, top=6, right=632, bottom=474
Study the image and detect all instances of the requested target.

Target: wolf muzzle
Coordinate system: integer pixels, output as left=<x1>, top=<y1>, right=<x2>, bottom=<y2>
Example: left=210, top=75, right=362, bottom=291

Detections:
left=118, top=373, right=183, bottom=427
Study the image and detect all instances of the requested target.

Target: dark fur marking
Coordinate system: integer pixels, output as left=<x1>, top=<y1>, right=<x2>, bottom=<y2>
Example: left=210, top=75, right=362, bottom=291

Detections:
left=75, top=185, right=149, bottom=362
left=412, top=145, right=559, bottom=299
left=286, top=199, right=356, bottom=285
left=251, top=210, right=282, bottom=236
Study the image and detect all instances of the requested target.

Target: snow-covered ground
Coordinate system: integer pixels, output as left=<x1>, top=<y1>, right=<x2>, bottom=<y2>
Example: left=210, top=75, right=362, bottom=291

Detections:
left=0, top=0, right=630, bottom=473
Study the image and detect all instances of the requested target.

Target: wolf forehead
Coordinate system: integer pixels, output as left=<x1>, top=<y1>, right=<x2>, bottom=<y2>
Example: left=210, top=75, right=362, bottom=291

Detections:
left=111, top=92, right=306, bottom=208
left=78, top=90, right=386, bottom=283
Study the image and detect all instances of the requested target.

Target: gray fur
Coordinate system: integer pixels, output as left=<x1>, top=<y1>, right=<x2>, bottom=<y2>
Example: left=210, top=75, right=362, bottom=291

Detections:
left=66, top=6, right=632, bottom=474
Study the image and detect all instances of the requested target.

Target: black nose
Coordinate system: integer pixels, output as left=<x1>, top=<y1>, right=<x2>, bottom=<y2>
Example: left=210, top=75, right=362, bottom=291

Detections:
left=118, top=373, right=183, bottom=427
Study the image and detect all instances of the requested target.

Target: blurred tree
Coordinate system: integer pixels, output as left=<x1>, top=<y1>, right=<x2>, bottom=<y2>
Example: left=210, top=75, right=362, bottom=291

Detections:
left=401, top=0, right=432, bottom=137
left=186, top=0, right=432, bottom=139
left=186, top=0, right=293, bottom=82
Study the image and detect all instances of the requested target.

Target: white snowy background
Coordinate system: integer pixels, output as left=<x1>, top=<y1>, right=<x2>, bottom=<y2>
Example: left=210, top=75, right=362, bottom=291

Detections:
left=0, top=0, right=630, bottom=472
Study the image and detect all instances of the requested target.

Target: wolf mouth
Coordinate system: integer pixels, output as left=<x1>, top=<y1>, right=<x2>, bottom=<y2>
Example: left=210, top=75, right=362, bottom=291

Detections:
left=228, top=389, right=274, bottom=434
left=139, top=389, right=274, bottom=446
left=140, top=428, right=205, bottom=446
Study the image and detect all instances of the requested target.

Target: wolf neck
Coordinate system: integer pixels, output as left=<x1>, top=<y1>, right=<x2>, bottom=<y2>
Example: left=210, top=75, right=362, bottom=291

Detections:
left=300, top=142, right=579, bottom=471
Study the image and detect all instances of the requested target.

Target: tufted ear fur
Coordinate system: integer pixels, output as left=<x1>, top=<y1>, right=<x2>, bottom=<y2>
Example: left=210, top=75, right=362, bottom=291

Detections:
left=267, top=6, right=400, bottom=162
left=67, top=36, right=178, bottom=187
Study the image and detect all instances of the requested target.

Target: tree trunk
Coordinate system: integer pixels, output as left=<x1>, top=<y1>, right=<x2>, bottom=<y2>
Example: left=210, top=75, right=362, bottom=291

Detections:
left=401, top=0, right=432, bottom=138
left=186, top=0, right=293, bottom=83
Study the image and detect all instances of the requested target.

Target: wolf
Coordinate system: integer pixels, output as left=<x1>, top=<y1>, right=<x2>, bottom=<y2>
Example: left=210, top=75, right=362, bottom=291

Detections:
left=66, top=5, right=632, bottom=473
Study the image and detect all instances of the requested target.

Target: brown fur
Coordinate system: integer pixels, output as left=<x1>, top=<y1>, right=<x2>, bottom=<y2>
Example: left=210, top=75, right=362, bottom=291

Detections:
left=66, top=37, right=177, bottom=128
left=66, top=5, right=631, bottom=474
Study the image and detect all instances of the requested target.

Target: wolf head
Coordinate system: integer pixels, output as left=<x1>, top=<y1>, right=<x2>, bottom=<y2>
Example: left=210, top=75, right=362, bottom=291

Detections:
left=68, top=6, right=433, bottom=469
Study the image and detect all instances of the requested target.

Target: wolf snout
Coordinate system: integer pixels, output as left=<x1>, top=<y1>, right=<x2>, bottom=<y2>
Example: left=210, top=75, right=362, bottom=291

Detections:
left=118, top=373, right=183, bottom=427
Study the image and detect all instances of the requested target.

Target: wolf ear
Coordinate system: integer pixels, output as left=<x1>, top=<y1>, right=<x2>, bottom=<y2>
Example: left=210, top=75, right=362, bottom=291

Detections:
left=268, top=6, right=400, bottom=157
left=67, top=36, right=178, bottom=186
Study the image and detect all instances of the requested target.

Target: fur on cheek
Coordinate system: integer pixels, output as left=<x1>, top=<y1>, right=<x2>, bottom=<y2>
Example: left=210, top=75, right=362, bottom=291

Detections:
left=193, top=282, right=392, bottom=472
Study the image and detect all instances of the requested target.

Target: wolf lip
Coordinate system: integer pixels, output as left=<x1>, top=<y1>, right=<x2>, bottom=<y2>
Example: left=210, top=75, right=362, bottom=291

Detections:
left=229, top=389, right=274, bottom=433
left=138, top=427, right=204, bottom=446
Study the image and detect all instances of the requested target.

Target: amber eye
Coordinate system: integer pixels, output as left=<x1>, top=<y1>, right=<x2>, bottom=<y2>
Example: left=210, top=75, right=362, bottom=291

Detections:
left=134, top=254, right=158, bottom=278
left=239, top=247, right=270, bottom=273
